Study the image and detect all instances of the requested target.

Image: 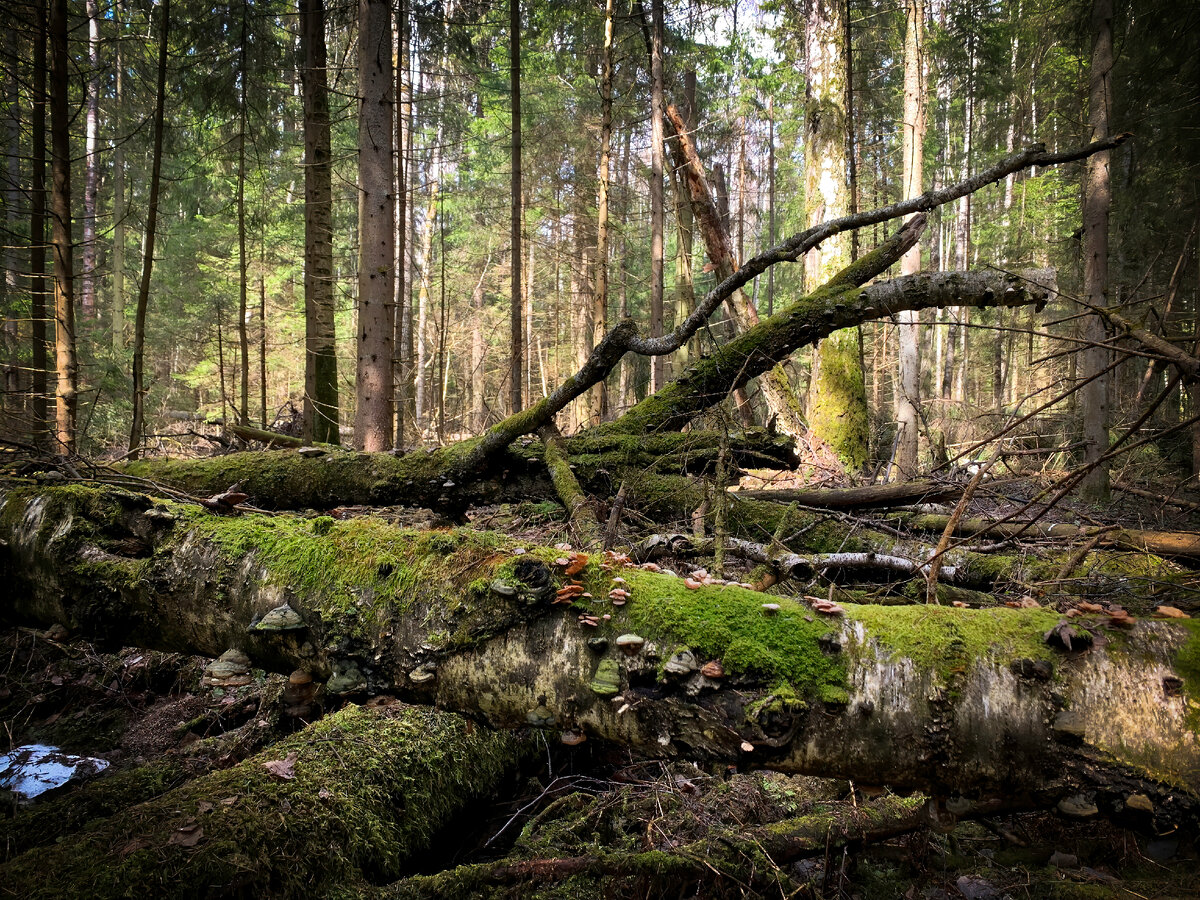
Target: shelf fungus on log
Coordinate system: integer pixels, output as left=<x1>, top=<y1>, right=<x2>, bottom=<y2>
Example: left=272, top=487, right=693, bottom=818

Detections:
left=2, top=484, right=1200, bottom=828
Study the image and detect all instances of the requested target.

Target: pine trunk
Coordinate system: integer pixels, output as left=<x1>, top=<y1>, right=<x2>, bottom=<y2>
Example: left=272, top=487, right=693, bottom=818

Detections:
left=354, top=0, right=395, bottom=451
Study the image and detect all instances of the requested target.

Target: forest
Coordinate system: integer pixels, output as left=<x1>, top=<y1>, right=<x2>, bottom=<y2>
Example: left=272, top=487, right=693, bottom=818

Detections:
left=1, top=0, right=1200, bottom=896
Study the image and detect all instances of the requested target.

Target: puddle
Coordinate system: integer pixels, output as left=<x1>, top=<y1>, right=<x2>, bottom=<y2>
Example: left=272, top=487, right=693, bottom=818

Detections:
left=0, top=744, right=109, bottom=800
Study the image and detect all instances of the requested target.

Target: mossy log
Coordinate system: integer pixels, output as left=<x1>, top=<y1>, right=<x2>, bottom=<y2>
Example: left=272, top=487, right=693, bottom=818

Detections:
left=376, top=793, right=930, bottom=899
left=0, top=702, right=529, bottom=899
left=3, top=484, right=1199, bottom=826
left=114, top=428, right=795, bottom=513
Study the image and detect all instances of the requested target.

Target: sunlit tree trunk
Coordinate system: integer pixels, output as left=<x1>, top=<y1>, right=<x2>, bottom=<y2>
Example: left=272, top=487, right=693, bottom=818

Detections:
left=804, top=0, right=865, bottom=471
left=301, top=0, right=338, bottom=444
left=128, top=0, right=168, bottom=458
left=509, top=0, right=523, bottom=415
left=414, top=137, right=442, bottom=437
left=894, top=0, right=925, bottom=481
left=1080, top=0, right=1112, bottom=498
left=112, top=0, right=126, bottom=352
left=80, top=0, right=99, bottom=320
left=647, top=0, right=666, bottom=393
left=394, top=0, right=410, bottom=447
left=50, top=0, right=77, bottom=454
left=354, top=0, right=395, bottom=451
left=590, top=0, right=614, bottom=424
left=672, top=71, right=697, bottom=375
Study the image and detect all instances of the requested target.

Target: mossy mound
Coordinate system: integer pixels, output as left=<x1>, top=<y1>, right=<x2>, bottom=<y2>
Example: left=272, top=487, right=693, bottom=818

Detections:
left=0, top=703, right=529, bottom=899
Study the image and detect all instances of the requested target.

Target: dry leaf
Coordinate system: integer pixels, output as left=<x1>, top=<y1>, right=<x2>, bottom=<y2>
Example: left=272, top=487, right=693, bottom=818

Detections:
left=196, top=801, right=214, bottom=815
left=1155, top=605, right=1190, bottom=619
left=263, top=751, right=298, bottom=780
left=167, top=824, right=204, bottom=848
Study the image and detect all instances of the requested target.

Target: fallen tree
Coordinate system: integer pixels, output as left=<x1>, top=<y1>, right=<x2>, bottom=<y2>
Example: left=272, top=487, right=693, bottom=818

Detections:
left=0, top=701, right=531, bottom=899
left=3, top=484, right=1198, bottom=824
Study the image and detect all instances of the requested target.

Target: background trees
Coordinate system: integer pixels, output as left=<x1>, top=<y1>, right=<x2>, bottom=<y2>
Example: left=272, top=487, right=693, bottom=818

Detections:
left=0, top=0, right=1194, bottom=485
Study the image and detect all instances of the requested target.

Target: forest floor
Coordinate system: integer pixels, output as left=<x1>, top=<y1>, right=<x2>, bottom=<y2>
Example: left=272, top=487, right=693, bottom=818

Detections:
left=3, top=475, right=1200, bottom=898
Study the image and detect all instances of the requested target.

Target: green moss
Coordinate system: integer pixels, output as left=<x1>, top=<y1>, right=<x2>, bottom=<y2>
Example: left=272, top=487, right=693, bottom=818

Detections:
left=1172, top=619, right=1200, bottom=720
left=622, top=572, right=845, bottom=696
left=0, top=704, right=528, bottom=900
left=0, top=760, right=190, bottom=862
left=808, top=328, right=869, bottom=471
left=847, top=603, right=1062, bottom=680
left=179, top=509, right=506, bottom=626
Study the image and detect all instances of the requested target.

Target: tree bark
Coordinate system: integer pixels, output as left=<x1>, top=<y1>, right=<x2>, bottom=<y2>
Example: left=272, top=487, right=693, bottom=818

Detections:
left=29, top=2, right=48, bottom=441
left=509, top=0, right=523, bottom=416
left=111, top=0, right=126, bottom=352
left=804, top=0, right=867, bottom=471
left=1080, top=0, right=1113, bottom=501
left=895, top=0, right=925, bottom=481
left=664, top=104, right=806, bottom=439
left=354, top=0, right=395, bottom=452
left=127, top=0, right=169, bottom=459
left=590, top=0, right=614, bottom=425
left=3, top=484, right=1197, bottom=816
left=236, top=4, right=250, bottom=427
left=49, top=0, right=77, bottom=455
left=646, top=0, right=666, bottom=394
left=81, top=0, right=99, bottom=321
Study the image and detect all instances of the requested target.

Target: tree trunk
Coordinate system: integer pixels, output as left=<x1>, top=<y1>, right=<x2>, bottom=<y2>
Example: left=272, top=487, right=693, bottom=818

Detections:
left=127, top=0, right=169, bottom=459
left=2, top=30, right=20, bottom=399
left=30, top=2, right=48, bottom=441
left=301, top=0, right=339, bottom=445
left=590, top=0, right=614, bottom=425
left=646, top=0, right=666, bottom=394
left=111, top=0, right=126, bottom=352
left=804, top=0, right=867, bottom=471
left=672, top=71, right=697, bottom=375
left=894, top=0, right=925, bottom=481
left=3, top=484, right=1197, bottom=815
left=354, top=0, right=395, bottom=452
left=50, top=0, right=77, bottom=455
left=1080, top=0, right=1113, bottom=501
left=396, top=3, right=416, bottom=447
left=393, top=0, right=410, bottom=448
left=414, top=140, right=441, bottom=436
left=509, top=0, right=523, bottom=416
left=81, top=0, right=99, bottom=321
left=665, top=104, right=805, bottom=439
left=236, top=4, right=250, bottom=427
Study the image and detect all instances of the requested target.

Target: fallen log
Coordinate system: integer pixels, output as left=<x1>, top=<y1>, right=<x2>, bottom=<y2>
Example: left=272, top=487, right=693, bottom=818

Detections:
left=378, top=793, right=930, bottom=899
left=115, top=428, right=796, bottom=513
left=227, top=423, right=305, bottom=448
left=899, top=512, right=1200, bottom=560
left=731, top=480, right=968, bottom=510
left=2, top=484, right=1198, bottom=823
left=0, top=702, right=530, bottom=899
